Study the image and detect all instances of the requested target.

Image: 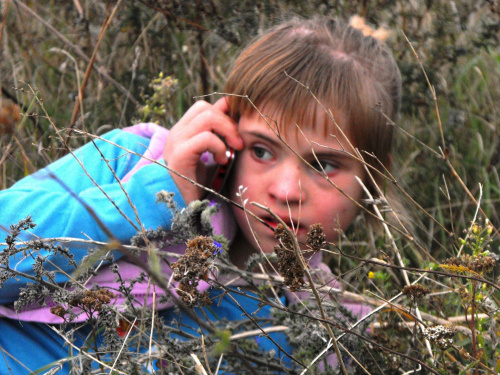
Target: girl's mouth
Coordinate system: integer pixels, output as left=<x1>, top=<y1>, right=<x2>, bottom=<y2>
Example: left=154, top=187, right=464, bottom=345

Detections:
left=262, top=217, right=306, bottom=235
left=263, top=217, right=278, bottom=229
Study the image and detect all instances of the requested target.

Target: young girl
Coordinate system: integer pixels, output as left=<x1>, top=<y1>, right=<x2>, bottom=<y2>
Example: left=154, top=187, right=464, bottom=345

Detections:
left=0, top=16, right=401, bottom=374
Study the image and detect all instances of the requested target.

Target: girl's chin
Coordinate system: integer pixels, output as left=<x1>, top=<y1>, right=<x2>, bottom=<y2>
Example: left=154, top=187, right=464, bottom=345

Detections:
left=229, top=230, right=276, bottom=268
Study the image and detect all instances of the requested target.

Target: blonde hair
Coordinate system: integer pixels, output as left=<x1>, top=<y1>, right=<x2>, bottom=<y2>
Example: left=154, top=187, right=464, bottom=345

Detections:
left=224, top=16, right=403, bottom=225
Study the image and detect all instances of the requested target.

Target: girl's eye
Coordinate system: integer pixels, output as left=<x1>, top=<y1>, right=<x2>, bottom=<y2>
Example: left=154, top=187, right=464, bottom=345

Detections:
left=252, top=146, right=273, bottom=161
left=311, top=160, right=338, bottom=174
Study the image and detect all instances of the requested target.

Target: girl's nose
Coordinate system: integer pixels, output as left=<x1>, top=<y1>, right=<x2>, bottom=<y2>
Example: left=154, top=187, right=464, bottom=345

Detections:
left=268, top=164, right=305, bottom=204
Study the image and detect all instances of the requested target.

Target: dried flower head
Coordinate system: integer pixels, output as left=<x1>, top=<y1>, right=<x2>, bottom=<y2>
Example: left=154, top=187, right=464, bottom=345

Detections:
left=402, top=284, right=430, bottom=302
left=467, top=255, right=495, bottom=274
left=306, top=223, right=326, bottom=252
left=50, top=305, right=67, bottom=318
left=274, top=224, right=305, bottom=292
left=423, top=325, right=456, bottom=350
left=443, top=254, right=495, bottom=275
left=171, top=236, right=218, bottom=307
left=50, top=288, right=116, bottom=321
left=69, top=288, right=116, bottom=312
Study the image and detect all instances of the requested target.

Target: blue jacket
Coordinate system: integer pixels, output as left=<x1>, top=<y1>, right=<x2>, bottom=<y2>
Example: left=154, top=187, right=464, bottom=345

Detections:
left=0, top=124, right=293, bottom=374
left=0, top=127, right=185, bottom=304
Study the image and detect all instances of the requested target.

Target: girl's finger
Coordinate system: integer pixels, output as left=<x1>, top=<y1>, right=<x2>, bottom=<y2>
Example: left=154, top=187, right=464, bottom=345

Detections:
left=175, top=99, right=226, bottom=129
left=169, top=131, right=229, bottom=171
left=213, top=96, right=230, bottom=114
left=166, top=132, right=230, bottom=203
left=173, top=100, right=218, bottom=129
left=172, top=107, right=242, bottom=151
left=191, top=110, right=243, bottom=150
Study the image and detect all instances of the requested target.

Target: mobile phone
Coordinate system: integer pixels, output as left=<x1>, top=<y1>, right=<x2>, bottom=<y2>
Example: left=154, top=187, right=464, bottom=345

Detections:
left=210, top=148, right=235, bottom=193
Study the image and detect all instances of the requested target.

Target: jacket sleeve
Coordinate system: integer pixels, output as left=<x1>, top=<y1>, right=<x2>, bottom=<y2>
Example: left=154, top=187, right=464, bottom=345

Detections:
left=0, top=129, right=186, bottom=304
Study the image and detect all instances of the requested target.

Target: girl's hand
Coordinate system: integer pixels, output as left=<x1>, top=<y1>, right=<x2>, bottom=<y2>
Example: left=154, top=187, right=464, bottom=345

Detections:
left=162, top=97, right=243, bottom=203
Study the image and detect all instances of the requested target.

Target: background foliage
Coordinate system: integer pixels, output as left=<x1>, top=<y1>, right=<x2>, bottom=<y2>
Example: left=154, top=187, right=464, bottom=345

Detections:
left=1, top=0, right=500, bottom=374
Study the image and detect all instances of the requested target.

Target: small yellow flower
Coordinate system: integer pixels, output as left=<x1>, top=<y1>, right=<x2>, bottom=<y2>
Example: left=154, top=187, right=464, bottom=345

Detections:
left=368, top=271, right=375, bottom=279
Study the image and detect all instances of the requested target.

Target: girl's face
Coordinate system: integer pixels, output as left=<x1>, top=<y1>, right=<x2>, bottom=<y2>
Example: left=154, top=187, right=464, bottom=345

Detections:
left=228, top=110, right=366, bottom=258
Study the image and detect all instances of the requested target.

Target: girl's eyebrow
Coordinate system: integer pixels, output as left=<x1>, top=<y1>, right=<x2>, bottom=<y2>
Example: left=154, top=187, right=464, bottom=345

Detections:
left=307, top=151, right=353, bottom=165
left=240, top=130, right=283, bottom=148
left=242, top=130, right=353, bottom=160
left=311, top=150, right=344, bottom=158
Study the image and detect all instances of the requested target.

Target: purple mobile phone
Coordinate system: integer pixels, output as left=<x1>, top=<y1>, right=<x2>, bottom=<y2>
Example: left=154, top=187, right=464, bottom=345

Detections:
left=210, top=148, right=235, bottom=193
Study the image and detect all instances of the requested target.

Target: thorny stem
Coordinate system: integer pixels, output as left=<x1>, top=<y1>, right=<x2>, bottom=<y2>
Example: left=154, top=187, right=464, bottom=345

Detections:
left=66, top=0, right=124, bottom=142
left=365, top=109, right=454, bottom=239
left=12, top=0, right=138, bottom=106
left=409, top=301, right=419, bottom=374
left=457, top=184, right=483, bottom=257
left=455, top=344, right=497, bottom=375
left=402, top=31, right=499, bottom=240
left=446, top=160, right=499, bottom=238
left=225, top=281, right=444, bottom=375
left=441, top=350, right=447, bottom=375
left=25, top=86, right=142, bottom=237
left=88, top=139, right=150, bottom=245
left=356, top=176, right=435, bottom=359
left=209, top=280, right=447, bottom=375
left=89, top=314, right=106, bottom=374
left=339, top=251, right=500, bottom=291
left=356, top=177, right=410, bottom=285
left=137, top=0, right=209, bottom=32
left=335, top=342, right=371, bottom=375
left=470, top=281, right=478, bottom=365
left=402, top=31, right=446, bottom=155
left=12, top=135, right=35, bottom=175
left=0, top=0, right=10, bottom=47
left=0, top=264, right=67, bottom=293
left=252, top=202, right=349, bottom=375
left=223, top=291, right=305, bottom=368
left=49, top=325, right=128, bottom=375
left=201, top=336, right=214, bottom=375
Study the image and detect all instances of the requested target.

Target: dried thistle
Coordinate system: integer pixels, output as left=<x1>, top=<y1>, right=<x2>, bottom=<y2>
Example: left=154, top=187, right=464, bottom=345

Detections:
left=442, top=254, right=495, bottom=275
left=171, top=236, right=218, bottom=307
left=466, top=254, right=495, bottom=274
left=423, top=325, right=456, bottom=350
left=51, top=288, right=116, bottom=321
left=306, top=223, right=326, bottom=253
left=402, top=284, right=430, bottom=302
left=69, top=288, right=116, bottom=312
left=274, top=224, right=305, bottom=292
left=50, top=305, right=67, bottom=319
